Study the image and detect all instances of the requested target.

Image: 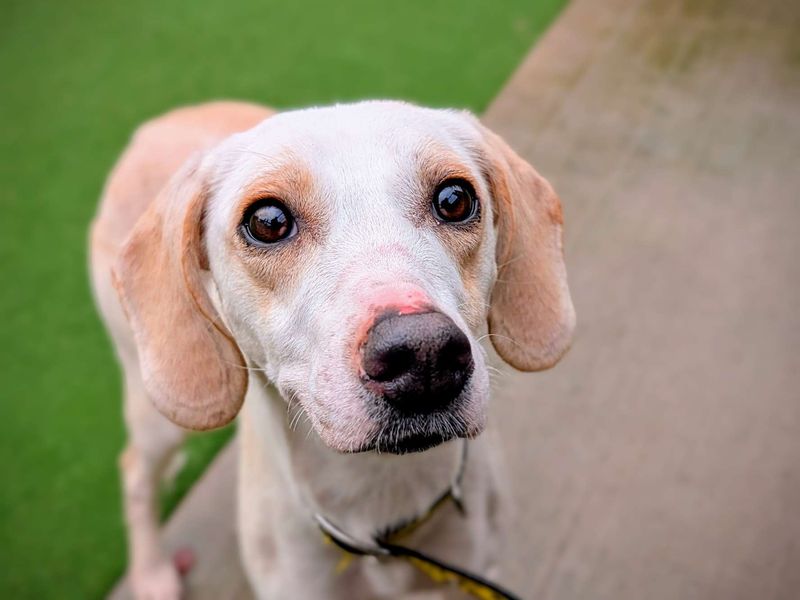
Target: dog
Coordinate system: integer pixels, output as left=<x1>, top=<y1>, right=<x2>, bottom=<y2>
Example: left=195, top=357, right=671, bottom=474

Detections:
left=90, top=100, right=575, bottom=599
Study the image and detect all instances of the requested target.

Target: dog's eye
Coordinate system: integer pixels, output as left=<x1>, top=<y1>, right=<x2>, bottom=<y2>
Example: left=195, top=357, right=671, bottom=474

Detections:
left=242, top=200, right=296, bottom=245
left=432, top=180, right=477, bottom=223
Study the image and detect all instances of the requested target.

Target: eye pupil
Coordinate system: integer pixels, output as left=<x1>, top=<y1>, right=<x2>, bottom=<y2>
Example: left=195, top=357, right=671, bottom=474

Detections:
left=245, top=201, right=294, bottom=244
left=433, top=181, right=476, bottom=223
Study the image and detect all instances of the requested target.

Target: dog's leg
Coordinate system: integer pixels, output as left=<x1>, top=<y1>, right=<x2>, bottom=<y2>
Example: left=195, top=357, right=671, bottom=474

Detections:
left=119, top=349, right=187, bottom=600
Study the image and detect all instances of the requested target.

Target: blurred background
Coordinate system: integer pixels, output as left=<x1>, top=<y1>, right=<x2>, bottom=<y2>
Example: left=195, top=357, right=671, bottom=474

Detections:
left=2, top=1, right=799, bottom=599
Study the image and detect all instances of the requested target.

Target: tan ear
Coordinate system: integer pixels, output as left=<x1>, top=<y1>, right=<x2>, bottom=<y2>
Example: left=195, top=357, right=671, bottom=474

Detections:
left=112, top=157, right=247, bottom=430
left=480, top=126, right=576, bottom=371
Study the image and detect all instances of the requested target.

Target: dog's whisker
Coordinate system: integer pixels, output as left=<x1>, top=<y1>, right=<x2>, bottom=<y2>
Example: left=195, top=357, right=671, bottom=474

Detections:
left=475, top=331, right=526, bottom=349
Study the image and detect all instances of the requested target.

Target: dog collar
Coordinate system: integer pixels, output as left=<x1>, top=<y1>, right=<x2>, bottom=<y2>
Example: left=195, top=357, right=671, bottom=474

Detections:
left=314, top=441, right=522, bottom=600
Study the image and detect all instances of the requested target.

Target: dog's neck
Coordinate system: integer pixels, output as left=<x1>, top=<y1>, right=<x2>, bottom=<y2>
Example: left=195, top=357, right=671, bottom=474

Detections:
left=250, top=376, right=464, bottom=541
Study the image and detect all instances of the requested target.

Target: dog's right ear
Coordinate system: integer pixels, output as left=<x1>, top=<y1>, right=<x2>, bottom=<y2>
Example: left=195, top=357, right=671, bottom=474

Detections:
left=112, top=156, right=247, bottom=430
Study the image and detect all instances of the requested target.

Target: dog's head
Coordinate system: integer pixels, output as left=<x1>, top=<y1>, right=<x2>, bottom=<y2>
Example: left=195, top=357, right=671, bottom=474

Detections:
left=114, top=101, right=575, bottom=453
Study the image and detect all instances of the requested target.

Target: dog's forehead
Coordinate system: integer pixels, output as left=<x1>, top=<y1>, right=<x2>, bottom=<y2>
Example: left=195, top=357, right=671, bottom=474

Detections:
left=261, top=101, right=471, bottom=149
left=218, top=101, right=478, bottom=181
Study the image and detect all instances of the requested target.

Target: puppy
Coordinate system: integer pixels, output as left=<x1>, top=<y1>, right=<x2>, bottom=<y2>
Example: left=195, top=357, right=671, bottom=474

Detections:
left=90, top=100, right=575, bottom=599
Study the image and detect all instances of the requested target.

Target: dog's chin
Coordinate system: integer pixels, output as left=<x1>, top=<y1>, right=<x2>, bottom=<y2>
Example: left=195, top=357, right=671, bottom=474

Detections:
left=349, top=413, right=483, bottom=455
left=361, top=431, right=452, bottom=455
left=319, top=423, right=476, bottom=455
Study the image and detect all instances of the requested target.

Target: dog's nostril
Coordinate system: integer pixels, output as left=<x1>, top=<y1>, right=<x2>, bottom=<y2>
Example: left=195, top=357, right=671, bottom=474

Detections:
left=363, top=344, right=415, bottom=382
left=438, top=334, right=473, bottom=372
left=361, top=311, right=474, bottom=414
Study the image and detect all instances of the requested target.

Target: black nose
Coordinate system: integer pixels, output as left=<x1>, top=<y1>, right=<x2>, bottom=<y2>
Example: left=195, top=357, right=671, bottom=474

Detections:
left=361, top=311, right=474, bottom=414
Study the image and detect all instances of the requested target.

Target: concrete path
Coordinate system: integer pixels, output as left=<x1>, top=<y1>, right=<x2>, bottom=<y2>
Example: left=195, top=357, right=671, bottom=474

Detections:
left=110, top=0, right=800, bottom=597
left=485, top=1, right=800, bottom=599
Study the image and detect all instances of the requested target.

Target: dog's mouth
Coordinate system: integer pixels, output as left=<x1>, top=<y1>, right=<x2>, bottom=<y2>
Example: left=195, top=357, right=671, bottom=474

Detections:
left=368, top=431, right=450, bottom=454
left=350, top=408, right=478, bottom=455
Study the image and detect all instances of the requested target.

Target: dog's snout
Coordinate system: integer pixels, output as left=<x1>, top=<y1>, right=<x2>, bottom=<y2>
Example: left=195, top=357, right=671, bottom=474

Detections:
left=361, top=312, right=473, bottom=413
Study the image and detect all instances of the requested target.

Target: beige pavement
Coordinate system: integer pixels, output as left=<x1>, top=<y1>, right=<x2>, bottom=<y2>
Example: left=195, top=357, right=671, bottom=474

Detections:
left=486, top=1, right=800, bottom=598
left=111, top=0, right=800, bottom=597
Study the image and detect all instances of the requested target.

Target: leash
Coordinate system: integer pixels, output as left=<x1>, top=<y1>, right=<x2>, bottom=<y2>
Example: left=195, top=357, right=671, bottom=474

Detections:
left=314, top=441, right=522, bottom=600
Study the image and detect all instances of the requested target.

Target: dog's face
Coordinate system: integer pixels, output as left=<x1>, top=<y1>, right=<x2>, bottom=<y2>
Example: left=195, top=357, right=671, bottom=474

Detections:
left=204, top=103, right=497, bottom=453
left=114, top=101, right=575, bottom=454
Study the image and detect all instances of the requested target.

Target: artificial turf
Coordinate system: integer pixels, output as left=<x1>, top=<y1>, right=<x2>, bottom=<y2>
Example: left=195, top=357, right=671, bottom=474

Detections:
left=0, top=0, right=565, bottom=597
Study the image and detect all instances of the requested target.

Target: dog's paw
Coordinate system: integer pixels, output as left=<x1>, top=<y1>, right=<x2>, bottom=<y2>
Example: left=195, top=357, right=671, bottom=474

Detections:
left=130, top=561, right=183, bottom=600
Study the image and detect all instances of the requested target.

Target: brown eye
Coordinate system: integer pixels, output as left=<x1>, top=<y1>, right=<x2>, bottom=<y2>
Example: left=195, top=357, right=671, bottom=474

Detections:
left=432, top=180, right=477, bottom=223
left=243, top=200, right=296, bottom=245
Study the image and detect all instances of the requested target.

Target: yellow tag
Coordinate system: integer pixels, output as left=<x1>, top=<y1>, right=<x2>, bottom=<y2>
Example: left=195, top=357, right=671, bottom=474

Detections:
left=322, top=533, right=356, bottom=575
left=335, top=552, right=355, bottom=574
left=407, top=556, right=506, bottom=600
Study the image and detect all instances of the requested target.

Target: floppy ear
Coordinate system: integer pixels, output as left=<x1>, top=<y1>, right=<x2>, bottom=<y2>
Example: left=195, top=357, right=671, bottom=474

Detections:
left=112, top=157, right=248, bottom=430
left=479, top=125, right=576, bottom=371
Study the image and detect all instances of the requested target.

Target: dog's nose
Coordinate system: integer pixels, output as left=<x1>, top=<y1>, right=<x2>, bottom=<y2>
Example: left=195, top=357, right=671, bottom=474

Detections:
left=361, top=312, right=474, bottom=413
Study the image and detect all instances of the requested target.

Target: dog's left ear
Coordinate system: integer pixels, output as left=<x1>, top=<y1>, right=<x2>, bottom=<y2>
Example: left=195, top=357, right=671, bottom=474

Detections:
left=476, top=123, right=576, bottom=371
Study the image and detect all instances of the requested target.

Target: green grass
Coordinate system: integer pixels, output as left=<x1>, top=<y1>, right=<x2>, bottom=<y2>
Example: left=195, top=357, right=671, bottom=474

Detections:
left=0, top=0, right=564, bottom=597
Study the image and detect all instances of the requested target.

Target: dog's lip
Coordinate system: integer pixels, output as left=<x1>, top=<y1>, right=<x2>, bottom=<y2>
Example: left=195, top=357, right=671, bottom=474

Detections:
left=323, top=416, right=484, bottom=455
left=351, top=430, right=453, bottom=455
left=348, top=411, right=484, bottom=455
